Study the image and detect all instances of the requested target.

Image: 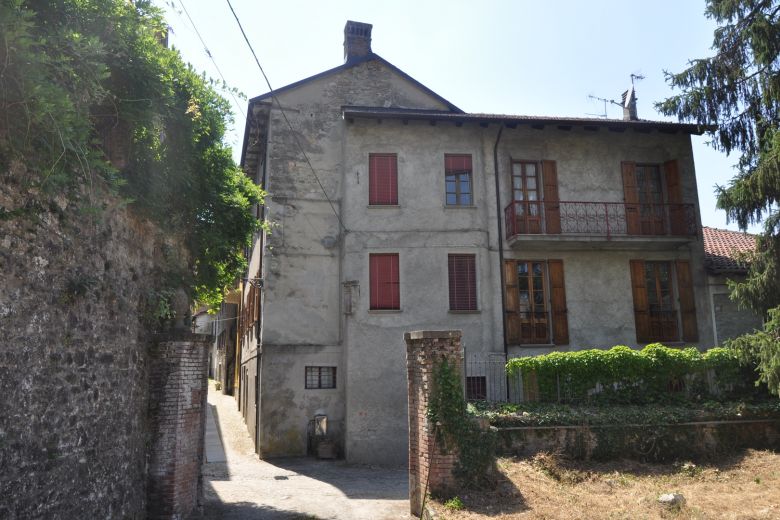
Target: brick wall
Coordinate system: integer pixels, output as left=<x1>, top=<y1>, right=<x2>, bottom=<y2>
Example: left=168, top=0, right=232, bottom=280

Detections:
left=147, top=332, right=211, bottom=520
left=405, top=330, right=462, bottom=517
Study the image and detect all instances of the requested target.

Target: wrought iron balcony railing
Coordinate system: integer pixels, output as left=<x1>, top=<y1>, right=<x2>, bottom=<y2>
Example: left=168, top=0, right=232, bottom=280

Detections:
left=504, top=200, right=697, bottom=239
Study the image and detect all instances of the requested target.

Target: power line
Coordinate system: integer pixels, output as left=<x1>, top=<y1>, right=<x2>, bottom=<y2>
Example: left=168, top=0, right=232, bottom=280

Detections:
left=175, top=0, right=245, bottom=122
left=224, top=0, right=348, bottom=234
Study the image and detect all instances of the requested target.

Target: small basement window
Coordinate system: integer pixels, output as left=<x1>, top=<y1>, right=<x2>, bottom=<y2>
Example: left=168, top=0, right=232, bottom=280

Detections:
left=305, top=366, right=337, bottom=389
left=465, top=376, right=487, bottom=401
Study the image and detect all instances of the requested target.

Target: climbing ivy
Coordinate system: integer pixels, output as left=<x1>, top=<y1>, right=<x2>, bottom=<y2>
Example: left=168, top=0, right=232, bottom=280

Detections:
left=0, top=0, right=265, bottom=307
left=506, top=344, right=759, bottom=404
left=427, top=359, right=496, bottom=489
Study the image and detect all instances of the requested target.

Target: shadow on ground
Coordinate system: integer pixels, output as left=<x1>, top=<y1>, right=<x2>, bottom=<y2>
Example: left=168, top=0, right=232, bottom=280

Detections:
left=441, top=466, right=528, bottom=517
left=202, top=499, right=323, bottom=520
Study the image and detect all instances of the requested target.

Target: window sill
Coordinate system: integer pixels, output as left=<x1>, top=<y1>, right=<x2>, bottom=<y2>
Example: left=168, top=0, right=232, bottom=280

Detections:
left=513, top=343, right=556, bottom=348
left=368, top=309, right=402, bottom=313
left=443, top=204, right=477, bottom=209
left=367, top=204, right=401, bottom=208
left=448, top=309, right=481, bottom=314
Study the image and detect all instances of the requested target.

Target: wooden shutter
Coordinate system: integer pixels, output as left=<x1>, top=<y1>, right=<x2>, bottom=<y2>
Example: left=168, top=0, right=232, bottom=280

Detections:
left=622, top=162, right=640, bottom=235
left=664, top=160, right=685, bottom=235
left=629, top=260, right=651, bottom=343
left=370, top=253, right=400, bottom=309
left=542, top=160, right=561, bottom=234
left=369, top=154, right=398, bottom=205
left=675, top=259, right=699, bottom=342
left=504, top=260, right=520, bottom=344
left=448, top=254, right=477, bottom=311
left=548, top=259, right=569, bottom=345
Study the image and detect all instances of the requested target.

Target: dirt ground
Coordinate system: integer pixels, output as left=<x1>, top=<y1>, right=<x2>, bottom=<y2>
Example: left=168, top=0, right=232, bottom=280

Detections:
left=429, top=450, right=780, bottom=520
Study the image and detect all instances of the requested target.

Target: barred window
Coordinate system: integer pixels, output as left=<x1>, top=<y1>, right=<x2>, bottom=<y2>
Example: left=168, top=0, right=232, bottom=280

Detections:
left=305, top=366, right=336, bottom=389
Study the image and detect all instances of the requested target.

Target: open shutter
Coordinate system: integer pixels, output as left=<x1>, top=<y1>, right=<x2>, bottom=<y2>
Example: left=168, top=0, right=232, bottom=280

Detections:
left=542, top=160, right=561, bottom=234
left=629, top=260, right=651, bottom=343
left=504, top=261, right=520, bottom=344
left=664, top=160, right=686, bottom=235
left=622, top=162, right=640, bottom=235
left=676, top=260, right=699, bottom=342
left=548, top=260, right=569, bottom=345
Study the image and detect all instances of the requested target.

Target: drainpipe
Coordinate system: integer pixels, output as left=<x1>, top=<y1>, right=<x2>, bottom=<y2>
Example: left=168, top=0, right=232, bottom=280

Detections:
left=492, top=126, right=509, bottom=401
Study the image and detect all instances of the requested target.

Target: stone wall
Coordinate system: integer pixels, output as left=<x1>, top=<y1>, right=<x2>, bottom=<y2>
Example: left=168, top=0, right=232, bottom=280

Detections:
left=0, top=170, right=198, bottom=519
left=405, top=330, right=462, bottom=517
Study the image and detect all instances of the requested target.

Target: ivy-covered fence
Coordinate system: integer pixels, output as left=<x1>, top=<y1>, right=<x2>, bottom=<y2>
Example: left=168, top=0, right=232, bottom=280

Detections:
left=506, top=344, right=762, bottom=405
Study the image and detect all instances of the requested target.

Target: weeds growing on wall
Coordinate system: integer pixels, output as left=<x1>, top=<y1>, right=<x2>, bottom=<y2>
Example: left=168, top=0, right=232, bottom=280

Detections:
left=428, top=359, right=496, bottom=489
left=506, top=344, right=762, bottom=404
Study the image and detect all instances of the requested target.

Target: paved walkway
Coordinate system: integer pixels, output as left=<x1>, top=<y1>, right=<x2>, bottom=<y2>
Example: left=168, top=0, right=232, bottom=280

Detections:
left=202, top=382, right=411, bottom=519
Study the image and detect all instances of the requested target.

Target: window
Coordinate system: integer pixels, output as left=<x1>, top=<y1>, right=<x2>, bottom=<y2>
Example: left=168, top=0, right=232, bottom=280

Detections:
left=629, top=259, right=698, bottom=343
left=448, top=254, right=477, bottom=311
left=621, top=160, right=686, bottom=236
left=305, top=366, right=336, bottom=389
left=369, top=153, right=398, bottom=205
left=504, top=259, right=568, bottom=345
left=369, top=253, right=400, bottom=310
left=445, top=154, right=472, bottom=206
left=466, top=376, right=487, bottom=401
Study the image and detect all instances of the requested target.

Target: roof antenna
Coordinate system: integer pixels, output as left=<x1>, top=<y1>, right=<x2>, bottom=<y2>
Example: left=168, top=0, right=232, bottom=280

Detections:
left=586, top=94, right=621, bottom=119
left=586, top=74, right=645, bottom=119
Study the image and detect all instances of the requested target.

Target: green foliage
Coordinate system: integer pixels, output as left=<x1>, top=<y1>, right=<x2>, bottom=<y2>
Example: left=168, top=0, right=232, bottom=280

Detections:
left=443, top=496, right=464, bottom=511
left=727, top=307, right=780, bottom=395
left=656, top=0, right=780, bottom=393
left=506, top=344, right=759, bottom=404
left=0, top=0, right=265, bottom=307
left=427, top=359, right=496, bottom=488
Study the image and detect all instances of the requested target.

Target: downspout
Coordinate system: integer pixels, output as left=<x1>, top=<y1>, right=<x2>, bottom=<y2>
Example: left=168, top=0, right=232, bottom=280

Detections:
left=492, top=125, right=508, bottom=401
left=255, top=106, right=270, bottom=454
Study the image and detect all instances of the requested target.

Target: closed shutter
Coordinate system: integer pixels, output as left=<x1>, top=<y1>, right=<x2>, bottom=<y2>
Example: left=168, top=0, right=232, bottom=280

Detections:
left=676, top=260, right=699, bottom=342
left=548, top=259, right=569, bottom=345
left=448, top=254, right=477, bottom=311
left=664, top=160, right=686, bottom=235
left=369, top=253, right=400, bottom=309
left=542, top=160, right=561, bottom=234
left=629, top=260, right=651, bottom=343
left=369, top=154, right=398, bottom=205
left=622, top=162, right=640, bottom=235
left=504, top=260, right=520, bottom=344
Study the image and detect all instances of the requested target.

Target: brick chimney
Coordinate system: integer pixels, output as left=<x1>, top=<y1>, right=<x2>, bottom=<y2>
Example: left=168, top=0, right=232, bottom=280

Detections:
left=344, top=21, right=372, bottom=63
left=622, top=86, right=638, bottom=121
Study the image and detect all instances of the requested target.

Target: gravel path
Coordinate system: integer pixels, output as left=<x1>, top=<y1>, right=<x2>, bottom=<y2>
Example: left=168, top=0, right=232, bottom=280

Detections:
left=202, top=383, right=411, bottom=519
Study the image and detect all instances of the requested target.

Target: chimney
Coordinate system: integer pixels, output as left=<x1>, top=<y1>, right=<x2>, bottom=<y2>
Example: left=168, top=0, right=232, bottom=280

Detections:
left=622, top=86, right=638, bottom=121
left=344, top=21, right=373, bottom=63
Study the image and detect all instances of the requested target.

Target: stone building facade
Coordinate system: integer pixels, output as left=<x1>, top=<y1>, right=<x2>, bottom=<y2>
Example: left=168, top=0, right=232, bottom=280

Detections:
left=227, top=20, right=716, bottom=466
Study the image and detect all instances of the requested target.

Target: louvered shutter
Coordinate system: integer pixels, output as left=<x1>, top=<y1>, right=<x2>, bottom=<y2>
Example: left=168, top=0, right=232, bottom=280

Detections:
left=370, top=253, right=400, bottom=309
left=548, top=260, right=569, bottom=345
left=622, top=162, right=640, bottom=235
left=676, top=260, right=699, bottom=342
left=664, top=160, right=686, bottom=235
left=448, top=254, right=477, bottom=311
left=369, top=154, right=398, bottom=205
left=629, top=259, right=651, bottom=343
left=542, top=161, right=561, bottom=234
left=504, top=261, right=520, bottom=344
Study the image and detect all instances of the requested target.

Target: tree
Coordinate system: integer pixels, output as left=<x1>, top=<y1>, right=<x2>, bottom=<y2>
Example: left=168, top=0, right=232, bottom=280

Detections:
left=656, top=0, right=780, bottom=395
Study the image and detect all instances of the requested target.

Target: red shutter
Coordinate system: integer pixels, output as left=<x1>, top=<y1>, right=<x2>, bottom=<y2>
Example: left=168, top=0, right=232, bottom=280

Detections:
left=676, top=260, right=699, bottom=342
left=629, top=260, right=651, bottom=343
left=445, top=154, right=472, bottom=173
left=622, top=162, right=640, bottom=235
left=542, top=161, right=561, bottom=234
left=370, top=253, right=400, bottom=309
left=448, top=254, right=477, bottom=311
left=548, top=260, right=569, bottom=345
left=369, top=154, right=398, bottom=205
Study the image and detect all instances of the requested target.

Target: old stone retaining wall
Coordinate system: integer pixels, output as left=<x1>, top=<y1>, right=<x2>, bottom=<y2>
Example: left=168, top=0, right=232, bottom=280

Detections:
left=0, top=171, right=201, bottom=519
left=495, top=419, right=780, bottom=462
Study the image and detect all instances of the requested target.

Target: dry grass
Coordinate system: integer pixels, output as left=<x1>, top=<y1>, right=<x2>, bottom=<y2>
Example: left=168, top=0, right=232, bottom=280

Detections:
left=429, top=450, right=780, bottom=520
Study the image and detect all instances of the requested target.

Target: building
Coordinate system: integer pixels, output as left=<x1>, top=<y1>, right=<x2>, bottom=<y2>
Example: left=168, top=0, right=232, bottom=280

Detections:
left=702, top=226, right=763, bottom=343
left=228, top=20, right=716, bottom=466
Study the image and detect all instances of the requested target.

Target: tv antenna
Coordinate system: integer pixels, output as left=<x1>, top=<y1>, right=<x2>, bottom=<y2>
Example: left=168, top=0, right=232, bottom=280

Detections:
left=586, top=73, right=646, bottom=118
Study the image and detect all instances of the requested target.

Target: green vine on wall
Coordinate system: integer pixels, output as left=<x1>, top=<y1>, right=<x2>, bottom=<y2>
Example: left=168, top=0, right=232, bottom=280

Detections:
left=427, top=359, right=496, bottom=489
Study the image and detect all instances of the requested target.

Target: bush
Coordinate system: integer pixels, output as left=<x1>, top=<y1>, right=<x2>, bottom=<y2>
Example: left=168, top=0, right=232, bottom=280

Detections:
left=506, top=344, right=762, bottom=404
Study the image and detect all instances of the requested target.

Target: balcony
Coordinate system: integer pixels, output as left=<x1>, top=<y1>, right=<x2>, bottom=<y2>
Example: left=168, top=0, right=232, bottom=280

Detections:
left=504, top=200, right=697, bottom=250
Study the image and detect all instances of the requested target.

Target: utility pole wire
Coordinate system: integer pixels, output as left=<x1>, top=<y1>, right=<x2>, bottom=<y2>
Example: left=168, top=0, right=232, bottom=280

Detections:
left=224, top=0, right=348, bottom=234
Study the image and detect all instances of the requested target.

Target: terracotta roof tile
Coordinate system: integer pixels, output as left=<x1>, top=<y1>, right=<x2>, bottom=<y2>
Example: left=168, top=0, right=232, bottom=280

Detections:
left=702, top=226, right=756, bottom=273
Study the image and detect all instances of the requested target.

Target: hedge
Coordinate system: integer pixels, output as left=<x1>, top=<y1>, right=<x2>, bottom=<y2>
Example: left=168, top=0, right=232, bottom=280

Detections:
left=506, top=344, right=763, bottom=404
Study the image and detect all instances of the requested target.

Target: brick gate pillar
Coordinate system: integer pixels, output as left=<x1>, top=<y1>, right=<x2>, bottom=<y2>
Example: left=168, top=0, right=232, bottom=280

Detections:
left=147, top=331, right=211, bottom=520
left=405, top=330, right=463, bottom=517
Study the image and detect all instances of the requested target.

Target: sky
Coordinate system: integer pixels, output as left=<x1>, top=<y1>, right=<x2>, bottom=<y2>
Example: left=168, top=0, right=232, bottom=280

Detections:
left=158, top=0, right=755, bottom=232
